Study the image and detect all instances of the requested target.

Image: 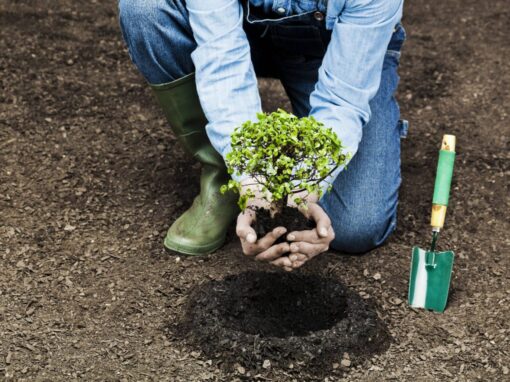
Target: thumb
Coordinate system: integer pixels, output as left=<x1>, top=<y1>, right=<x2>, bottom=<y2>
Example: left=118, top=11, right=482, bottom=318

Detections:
left=317, top=224, right=329, bottom=238
left=308, top=203, right=331, bottom=238
left=236, top=211, right=257, bottom=243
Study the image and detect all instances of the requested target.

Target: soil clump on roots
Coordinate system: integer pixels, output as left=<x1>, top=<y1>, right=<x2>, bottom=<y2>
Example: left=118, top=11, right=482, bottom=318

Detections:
left=254, top=206, right=314, bottom=244
left=173, top=271, right=390, bottom=374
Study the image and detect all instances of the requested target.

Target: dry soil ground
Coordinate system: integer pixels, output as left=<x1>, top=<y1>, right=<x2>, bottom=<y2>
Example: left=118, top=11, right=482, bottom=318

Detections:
left=1, top=0, right=509, bottom=381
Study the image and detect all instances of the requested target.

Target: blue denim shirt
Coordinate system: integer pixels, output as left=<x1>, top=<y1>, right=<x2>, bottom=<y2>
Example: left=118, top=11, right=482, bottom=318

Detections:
left=186, top=0, right=404, bottom=187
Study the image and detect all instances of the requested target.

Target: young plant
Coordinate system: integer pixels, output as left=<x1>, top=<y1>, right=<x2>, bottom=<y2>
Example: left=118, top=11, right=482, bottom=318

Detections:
left=221, top=109, right=348, bottom=211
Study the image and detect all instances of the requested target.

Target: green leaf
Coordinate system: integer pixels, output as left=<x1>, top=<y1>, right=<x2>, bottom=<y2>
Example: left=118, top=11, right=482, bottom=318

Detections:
left=222, top=109, right=348, bottom=207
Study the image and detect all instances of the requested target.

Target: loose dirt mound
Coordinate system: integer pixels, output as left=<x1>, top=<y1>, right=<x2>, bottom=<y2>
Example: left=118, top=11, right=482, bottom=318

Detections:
left=174, top=271, right=390, bottom=374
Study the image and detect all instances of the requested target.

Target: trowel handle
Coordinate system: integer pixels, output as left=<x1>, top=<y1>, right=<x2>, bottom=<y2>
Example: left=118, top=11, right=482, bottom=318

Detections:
left=430, top=135, right=456, bottom=230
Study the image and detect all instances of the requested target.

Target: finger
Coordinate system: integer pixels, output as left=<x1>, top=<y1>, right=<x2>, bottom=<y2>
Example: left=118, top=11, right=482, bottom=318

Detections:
left=241, top=241, right=260, bottom=256
left=271, top=256, right=292, bottom=268
left=283, top=266, right=294, bottom=272
left=287, top=229, right=319, bottom=243
left=242, top=228, right=287, bottom=257
left=288, top=253, right=307, bottom=262
left=290, top=241, right=328, bottom=257
left=255, top=242, right=290, bottom=262
left=291, top=260, right=307, bottom=269
left=307, top=203, right=332, bottom=238
left=236, top=211, right=257, bottom=243
left=256, top=227, right=287, bottom=249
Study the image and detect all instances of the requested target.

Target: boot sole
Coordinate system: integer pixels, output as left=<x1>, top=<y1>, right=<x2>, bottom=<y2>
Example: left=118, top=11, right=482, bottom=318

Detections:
left=163, top=234, right=226, bottom=256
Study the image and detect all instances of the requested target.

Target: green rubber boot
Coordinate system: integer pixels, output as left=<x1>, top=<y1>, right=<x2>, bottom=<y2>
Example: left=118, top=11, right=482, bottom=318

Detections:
left=151, top=73, right=239, bottom=255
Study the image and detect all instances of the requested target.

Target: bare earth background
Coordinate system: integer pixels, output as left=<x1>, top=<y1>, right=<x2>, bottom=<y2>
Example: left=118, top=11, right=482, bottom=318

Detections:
left=1, top=0, right=509, bottom=381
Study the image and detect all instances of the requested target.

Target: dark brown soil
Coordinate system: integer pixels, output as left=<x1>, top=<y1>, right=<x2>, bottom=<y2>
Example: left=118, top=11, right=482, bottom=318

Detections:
left=1, top=0, right=509, bottom=381
left=254, top=206, right=314, bottom=244
left=174, top=271, right=389, bottom=375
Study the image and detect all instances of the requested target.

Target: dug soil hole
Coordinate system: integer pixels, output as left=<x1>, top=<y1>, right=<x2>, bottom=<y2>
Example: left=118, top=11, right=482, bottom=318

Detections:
left=172, top=271, right=391, bottom=375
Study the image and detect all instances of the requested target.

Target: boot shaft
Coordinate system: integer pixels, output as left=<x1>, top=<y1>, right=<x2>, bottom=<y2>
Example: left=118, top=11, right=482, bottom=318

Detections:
left=151, top=73, right=225, bottom=168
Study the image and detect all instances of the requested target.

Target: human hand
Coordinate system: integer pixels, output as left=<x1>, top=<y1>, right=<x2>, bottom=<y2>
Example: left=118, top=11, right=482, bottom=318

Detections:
left=235, top=178, right=301, bottom=271
left=236, top=209, right=296, bottom=270
left=286, top=202, right=335, bottom=269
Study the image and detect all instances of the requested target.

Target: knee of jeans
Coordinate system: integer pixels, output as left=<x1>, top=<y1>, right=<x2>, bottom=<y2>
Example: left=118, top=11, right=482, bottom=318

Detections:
left=329, top=209, right=397, bottom=254
left=119, top=0, right=169, bottom=44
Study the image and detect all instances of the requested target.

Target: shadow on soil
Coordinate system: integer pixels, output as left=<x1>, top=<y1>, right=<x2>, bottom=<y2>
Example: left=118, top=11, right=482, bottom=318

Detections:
left=169, top=271, right=391, bottom=375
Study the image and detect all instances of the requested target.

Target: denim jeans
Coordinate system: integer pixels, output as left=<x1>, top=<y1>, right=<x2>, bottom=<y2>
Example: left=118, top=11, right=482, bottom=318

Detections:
left=119, top=0, right=407, bottom=253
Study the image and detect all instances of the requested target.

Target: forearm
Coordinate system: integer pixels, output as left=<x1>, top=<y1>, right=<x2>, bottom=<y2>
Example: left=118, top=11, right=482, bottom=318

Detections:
left=186, top=0, right=262, bottom=163
left=310, top=0, right=404, bottom=191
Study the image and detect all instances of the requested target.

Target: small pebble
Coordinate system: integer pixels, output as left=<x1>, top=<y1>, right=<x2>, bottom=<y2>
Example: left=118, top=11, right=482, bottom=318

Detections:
left=391, top=297, right=403, bottom=305
left=64, top=224, right=76, bottom=231
left=341, top=359, right=351, bottom=367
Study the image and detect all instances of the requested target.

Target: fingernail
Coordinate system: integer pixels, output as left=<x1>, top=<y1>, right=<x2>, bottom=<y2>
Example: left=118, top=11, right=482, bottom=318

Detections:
left=276, top=227, right=286, bottom=235
left=291, top=244, right=299, bottom=252
left=319, top=227, right=328, bottom=236
left=289, top=255, right=297, bottom=261
left=246, top=233, right=256, bottom=243
left=288, top=234, right=295, bottom=241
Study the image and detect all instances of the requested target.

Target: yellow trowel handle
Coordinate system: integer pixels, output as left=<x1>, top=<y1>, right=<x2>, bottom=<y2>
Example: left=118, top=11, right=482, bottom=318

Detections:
left=431, top=135, right=456, bottom=230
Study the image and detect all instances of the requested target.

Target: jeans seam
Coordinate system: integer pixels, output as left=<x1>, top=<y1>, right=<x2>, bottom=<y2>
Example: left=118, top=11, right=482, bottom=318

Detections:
left=246, top=5, right=315, bottom=24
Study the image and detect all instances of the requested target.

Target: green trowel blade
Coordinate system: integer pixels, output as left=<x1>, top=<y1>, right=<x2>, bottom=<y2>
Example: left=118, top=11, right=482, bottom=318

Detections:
left=408, top=246, right=454, bottom=313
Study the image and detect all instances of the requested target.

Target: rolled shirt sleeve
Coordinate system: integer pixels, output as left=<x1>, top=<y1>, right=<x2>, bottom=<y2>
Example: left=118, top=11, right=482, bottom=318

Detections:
left=310, top=0, right=404, bottom=192
left=186, top=0, right=262, bottom=181
left=186, top=0, right=403, bottom=190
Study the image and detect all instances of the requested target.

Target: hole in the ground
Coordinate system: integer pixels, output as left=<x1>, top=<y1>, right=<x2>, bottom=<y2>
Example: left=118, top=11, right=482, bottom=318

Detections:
left=171, top=271, right=390, bottom=376
left=219, top=271, right=347, bottom=337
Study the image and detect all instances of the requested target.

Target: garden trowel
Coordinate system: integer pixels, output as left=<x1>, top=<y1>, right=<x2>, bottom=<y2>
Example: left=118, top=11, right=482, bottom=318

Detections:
left=408, top=135, right=456, bottom=313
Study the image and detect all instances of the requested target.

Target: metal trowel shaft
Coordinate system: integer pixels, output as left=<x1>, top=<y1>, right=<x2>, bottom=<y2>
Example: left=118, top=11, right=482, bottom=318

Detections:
left=430, top=230, right=439, bottom=252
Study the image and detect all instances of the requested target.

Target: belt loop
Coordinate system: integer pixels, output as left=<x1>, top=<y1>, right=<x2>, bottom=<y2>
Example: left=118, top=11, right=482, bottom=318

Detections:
left=398, top=119, right=409, bottom=138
